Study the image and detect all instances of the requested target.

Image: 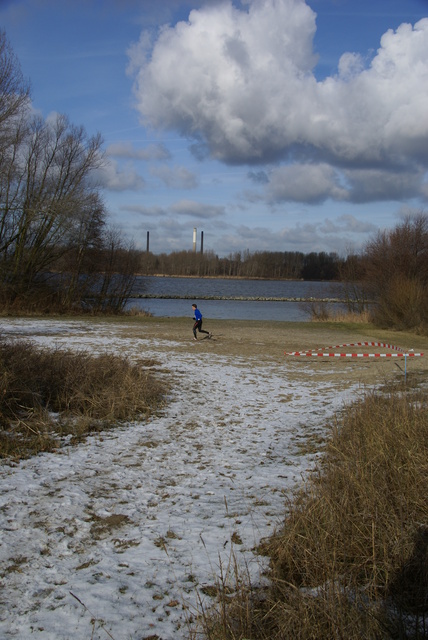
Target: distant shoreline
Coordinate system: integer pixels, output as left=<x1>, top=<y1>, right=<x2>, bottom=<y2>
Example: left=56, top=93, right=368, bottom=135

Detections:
left=135, top=274, right=326, bottom=282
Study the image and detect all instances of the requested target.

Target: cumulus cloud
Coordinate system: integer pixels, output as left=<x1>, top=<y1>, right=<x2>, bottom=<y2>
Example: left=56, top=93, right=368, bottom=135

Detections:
left=150, top=164, right=199, bottom=188
left=248, top=170, right=269, bottom=185
left=106, top=141, right=171, bottom=161
left=128, top=0, right=428, bottom=204
left=130, top=0, right=318, bottom=164
left=170, top=199, right=225, bottom=219
left=95, top=158, right=145, bottom=191
left=267, top=163, right=349, bottom=203
left=265, top=164, right=426, bottom=204
left=125, top=210, right=378, bottom=255
left=217, top=217, right=366, bottom=255
left=343, top=168, right=424, bottom=203
left=319, top=215, right=377, bottom=235
left=121, top=200, right=224, bottom=222
left=121, top=204, right=168, bottom=217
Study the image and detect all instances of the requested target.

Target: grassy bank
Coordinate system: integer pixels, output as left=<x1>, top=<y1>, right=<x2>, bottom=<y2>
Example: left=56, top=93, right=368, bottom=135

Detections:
left=196, top=377, right=428, bottom=639
left=0, top=337, right=166, bottom=460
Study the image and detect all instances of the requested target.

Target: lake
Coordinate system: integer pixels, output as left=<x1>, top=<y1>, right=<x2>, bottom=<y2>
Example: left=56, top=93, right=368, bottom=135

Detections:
left=126, top=277, right=344, bottom=321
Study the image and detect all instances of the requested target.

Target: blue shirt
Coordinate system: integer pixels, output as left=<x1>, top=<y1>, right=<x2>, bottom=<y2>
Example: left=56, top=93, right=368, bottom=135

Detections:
left=194, top=308, right=202, bottom=321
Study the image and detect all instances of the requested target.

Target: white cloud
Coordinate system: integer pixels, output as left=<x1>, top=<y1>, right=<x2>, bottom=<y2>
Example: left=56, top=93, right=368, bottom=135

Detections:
left=337, top=52, right=364, bottom=80
left=319, top=215, right=377, bottom=235
left=120, top=207, right=382, bottom=255
left=150, top=164, right=199, bottom=188
left=106, top=141, right=171, bottom=161
left=95, top=158, right=145, bottom=191
left=264, top=163, right=426, bottom=205
left=121, top=204, right=168, bottom=217
left=215, top=219, right=357, bottom=255
left=170, top=199, right=225, bottom=219
left=267, top=163, right=349, bottom=203
left=343, top=168, right=424, bottom=203
left=129, top=0, right=318, bottom=163
left=128, top=0, right=428, bottom=205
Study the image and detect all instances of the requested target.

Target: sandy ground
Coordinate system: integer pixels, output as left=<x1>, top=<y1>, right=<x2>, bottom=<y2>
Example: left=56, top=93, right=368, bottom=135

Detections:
left=120, top=316, right=428, bottom=386
left=0, top=317, right=426, bottom=640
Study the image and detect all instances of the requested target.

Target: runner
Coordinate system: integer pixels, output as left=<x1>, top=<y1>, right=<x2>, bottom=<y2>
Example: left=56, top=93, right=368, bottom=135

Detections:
left=192, top=303, right=212, bottom=340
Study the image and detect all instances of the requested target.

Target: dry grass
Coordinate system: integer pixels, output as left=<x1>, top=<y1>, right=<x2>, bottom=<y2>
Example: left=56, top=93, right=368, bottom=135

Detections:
left=0, top=338, right=166, bottom=460
left=314, top=309, right=372, bottom=324
left=305, top=300, right=372, bottom=324
left=195, top=378, right=428, bottom=639
left=306, top=296, right=428, bottom=335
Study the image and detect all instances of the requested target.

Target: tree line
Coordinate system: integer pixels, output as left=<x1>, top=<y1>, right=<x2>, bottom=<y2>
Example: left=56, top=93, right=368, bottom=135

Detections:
left=137, top=248, right=340, bottom=280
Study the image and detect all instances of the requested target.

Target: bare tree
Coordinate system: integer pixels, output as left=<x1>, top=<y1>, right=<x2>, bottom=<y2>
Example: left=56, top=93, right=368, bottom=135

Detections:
left=0, top=112, right=105, bottom=301
left=0, top=31, right=31, bottom=260
left=53, top=191, right=106, bottom=307
left=0, top=30, right=30, bottom=135
left=364, top=213, right=428, bottom=329
left=338, top=252, right=370, bottom=314
left=0, top=32, right=145, bottom=313
left=89, top=227, right=138, bottom=313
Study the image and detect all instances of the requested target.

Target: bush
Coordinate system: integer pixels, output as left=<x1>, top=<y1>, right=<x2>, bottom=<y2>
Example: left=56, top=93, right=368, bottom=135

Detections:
left=371, top=274, right=428, bottom=332
left=0, top=338, right=166, bottom=459
left=364, top=214, right=428, bottom=333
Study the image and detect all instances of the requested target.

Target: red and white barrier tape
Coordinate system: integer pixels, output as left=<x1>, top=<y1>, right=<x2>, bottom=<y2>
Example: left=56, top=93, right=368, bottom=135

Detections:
left=285, top=342, right=424, bottom=358
left=311, top=341, right=407, bottom=352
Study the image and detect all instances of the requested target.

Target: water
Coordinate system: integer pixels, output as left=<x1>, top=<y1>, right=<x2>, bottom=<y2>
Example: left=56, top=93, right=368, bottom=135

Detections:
left=130, top=277, right=340, bottom=300
left=126, top=277, right=343, bottom=321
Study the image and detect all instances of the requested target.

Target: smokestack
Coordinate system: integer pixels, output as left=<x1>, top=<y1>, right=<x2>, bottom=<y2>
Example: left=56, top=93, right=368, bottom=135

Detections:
left=146, top=231, right=149, bottom=253
left=200, top=231, right=204, bottom=254
left=193, top=227, right=197, bottom=253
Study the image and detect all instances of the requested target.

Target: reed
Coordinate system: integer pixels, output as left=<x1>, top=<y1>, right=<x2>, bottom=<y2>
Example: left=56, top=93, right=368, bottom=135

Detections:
left=307, top=300, right=372, bottom=323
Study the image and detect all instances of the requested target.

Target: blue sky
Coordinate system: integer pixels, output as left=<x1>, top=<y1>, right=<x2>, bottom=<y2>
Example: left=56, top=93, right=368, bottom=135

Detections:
left=1, top=0, right=427, bottom=256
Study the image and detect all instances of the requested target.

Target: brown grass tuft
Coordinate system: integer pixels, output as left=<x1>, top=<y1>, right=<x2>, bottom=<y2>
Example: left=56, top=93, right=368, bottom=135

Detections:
left=306, top=300, right=372, bottom=323
left=0, top=338, right=166, bottom=460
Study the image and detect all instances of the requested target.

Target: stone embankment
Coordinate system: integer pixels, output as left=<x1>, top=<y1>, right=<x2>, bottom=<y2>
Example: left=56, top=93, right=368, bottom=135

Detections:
left=130, top=294, right=346, bottom=302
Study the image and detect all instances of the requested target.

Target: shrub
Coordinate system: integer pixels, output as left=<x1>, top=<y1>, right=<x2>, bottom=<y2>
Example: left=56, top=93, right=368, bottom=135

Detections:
left=0, top=338, right=166, bottom=459
left=371, top=274, right=428, bottom=331
left=364, top=214, right=428, bottom=333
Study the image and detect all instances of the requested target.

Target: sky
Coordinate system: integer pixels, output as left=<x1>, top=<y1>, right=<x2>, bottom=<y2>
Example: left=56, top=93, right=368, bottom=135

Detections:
left=1, top=0, right=427, bottom=257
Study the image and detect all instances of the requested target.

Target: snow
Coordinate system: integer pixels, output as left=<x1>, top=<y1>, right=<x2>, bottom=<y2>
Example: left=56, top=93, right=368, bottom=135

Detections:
left=0, top=319, right=362, bottom=640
